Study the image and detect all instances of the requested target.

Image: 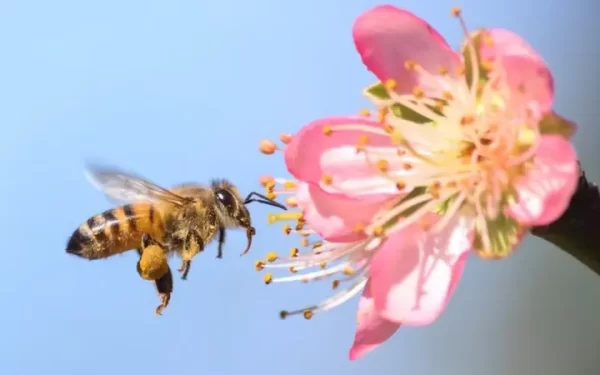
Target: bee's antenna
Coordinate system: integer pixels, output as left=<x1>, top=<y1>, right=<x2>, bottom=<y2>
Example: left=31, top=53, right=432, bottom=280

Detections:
left=244, top=192, right=288, bottom=211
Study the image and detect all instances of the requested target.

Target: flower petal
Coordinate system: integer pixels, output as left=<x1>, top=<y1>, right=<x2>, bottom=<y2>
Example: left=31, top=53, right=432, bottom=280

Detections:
left=505, top=135, right=578, bottom=226
left=296, top=182, right=396, bottom=242
left=349, top=280, right=401, bottom=360
left=353, top=5, right=460, bottom=95
left=479, top=29, right=554, bottom=115
left=369, top=213, right=474, bottom=325
left=284, top=116, right=401, bottom=196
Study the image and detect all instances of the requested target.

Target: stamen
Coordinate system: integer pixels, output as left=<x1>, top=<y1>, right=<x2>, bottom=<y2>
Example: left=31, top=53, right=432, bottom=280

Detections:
left=268, top=211, right=303, bottom=224
left=259, top=139, right=278, bottom=155
left=279, top=133, right=293, bottom=144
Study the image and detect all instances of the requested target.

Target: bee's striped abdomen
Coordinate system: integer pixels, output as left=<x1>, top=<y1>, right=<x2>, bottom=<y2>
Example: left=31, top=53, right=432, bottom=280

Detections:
left=66, top=202, right=165, bottom=260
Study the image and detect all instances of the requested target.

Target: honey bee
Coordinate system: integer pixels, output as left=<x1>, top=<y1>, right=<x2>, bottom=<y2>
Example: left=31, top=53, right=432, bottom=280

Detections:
left=66, top=164, right=287, bottom=315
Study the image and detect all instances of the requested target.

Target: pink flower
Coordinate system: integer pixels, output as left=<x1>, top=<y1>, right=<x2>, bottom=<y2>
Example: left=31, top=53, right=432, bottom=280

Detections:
left=257, top=5, right=579, bottom=360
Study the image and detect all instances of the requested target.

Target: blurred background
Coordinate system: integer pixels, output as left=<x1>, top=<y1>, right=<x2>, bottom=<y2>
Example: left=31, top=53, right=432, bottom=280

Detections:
left=0, top=0, right=598, bottom=374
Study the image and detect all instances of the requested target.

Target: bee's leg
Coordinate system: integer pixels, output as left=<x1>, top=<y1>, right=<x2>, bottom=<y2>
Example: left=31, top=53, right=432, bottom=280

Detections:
left=178, top=230, right=204, bottom=280
left=216, top=227, right=225, bottom=259
left=154, top=266, right=173, bottom=316
left=178, top=260, right=191, bottom=280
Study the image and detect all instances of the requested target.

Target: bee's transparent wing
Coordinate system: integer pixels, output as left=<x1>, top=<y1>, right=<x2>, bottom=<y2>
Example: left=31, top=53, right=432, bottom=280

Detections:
left=84, top=163, right=189, bottom=207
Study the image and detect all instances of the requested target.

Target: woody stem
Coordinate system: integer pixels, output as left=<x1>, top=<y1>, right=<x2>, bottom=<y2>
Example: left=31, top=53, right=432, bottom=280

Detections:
left=531, top=162, right=600, bottom=277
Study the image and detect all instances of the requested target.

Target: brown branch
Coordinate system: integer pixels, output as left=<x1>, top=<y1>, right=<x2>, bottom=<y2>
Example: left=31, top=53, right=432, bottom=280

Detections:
left=531, top=163, right=600, bottom=276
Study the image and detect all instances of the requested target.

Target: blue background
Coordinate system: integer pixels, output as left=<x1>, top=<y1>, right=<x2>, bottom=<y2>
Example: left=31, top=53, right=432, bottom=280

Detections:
left=0, top=0, right=598, bottom=374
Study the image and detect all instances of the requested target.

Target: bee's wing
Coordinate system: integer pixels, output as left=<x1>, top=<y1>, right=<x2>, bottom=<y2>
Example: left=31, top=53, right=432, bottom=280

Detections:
left=84, top=163, right=189, bottom=207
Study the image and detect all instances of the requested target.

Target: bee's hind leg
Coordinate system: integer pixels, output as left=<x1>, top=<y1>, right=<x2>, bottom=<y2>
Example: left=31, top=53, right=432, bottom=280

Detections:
left=153, top=267, right=173, bottom=316
left=136, top=234, right=173, bottom=315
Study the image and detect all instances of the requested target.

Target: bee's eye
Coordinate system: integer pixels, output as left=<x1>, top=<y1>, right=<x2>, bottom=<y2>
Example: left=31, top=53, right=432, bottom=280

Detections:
left=216, top=189, right=235, bottom=207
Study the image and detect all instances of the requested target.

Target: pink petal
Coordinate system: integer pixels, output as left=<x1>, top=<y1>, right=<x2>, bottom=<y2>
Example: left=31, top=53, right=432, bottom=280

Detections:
left=505, top=135, right=578, bottom=226
left=284, top=116, right=400, bottom=196
left=349, top=280, right=401, bottom=360
left=479, top=29, right=554, bottom=115
left=369, top=213, right=474, bottom=325
left=353, top=5, right=460, bottom=94
left=296, top=182, right=397, bottom=242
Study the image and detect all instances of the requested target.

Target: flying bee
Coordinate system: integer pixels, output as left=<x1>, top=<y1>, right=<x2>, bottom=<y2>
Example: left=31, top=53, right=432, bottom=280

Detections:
left=66, top=164, right=287, bottom=314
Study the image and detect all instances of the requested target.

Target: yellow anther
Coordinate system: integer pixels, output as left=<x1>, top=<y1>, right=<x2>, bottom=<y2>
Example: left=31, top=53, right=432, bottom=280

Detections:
left=396, top=181, right=407, bottom=191
left=279, top=133, right=293, bottom=144
left=403, top=163, right=413, bottom=171
left=254, top=260, right=265, bottom=271
left=321, top=175, right=333, bottom=185
left=331, top=280, right=340, bottom=289
left=323, top=125, right=333, bottom=136
left=359, top=108, right=371, bottom=117
left=383, top=123, right=394, bottom=134
left=442, top=91, right=454, bottom=101
left=263, top=273, right=273, bottom=284
left=447, top=180, right=458, bottom=189
left=259, top=139, right=277, bottom=155
left=295, top=222, right=304, bottom=231
left=266, top=252, right=278, bottom=263
left=353, top=223, right=365, bottom=233
left=397, top=148, right=406, bottom=156
left=312, top=242, right=323, bottom=250
left=343, top=266, right=354, bottom=276
left=268, top=211, right=304, bottom=224
left=285, top=196, right=298, bottom=208
left=482, top=33, right=494, bottom=46
left=266, top=191, right=277, bottom=200
left=438, top=66, right=449, bottom=75
left=481, top=60, right=494, bottom=72
left=264, top=180, right=276, bottom=191
left=282, top=224, right=292, bottom=235
left=460, top=115, right=475, bottom=126
left=259, top=175, right=275, bottom=187
left=356, top=134, right=369, bottom=153
left=289, top=266, right=297, bottom=273
left=412, top=87, right=425, bottom=99
left=404, top=60, right=417, bottom=70
left=434, top=101, right=445, bottom=113
left=283, top=180, right=297, bottom=190
left=451, top=6, right=461, bottom=16
left=384, top=79, right=397, bottom=91
left=301, top=238, right=309, bottom=247
left=455, top=64, right=465, bottom=76
left=377, top=107, right=389, bottom=123
left=279, top=310, right=289, bottom=320
left=289, top=247, right=299, bottom=257
left=372, top=226, right=385, bottom=237
left=377, top=159, right=389, bottom=173
left=320, top=262, right=327, bottom=269
left=303, top=309, right=314, bottom=320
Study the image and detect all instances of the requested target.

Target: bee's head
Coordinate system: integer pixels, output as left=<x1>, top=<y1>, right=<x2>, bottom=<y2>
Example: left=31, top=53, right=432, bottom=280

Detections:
left=211, top=179, right=287, bottom=256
